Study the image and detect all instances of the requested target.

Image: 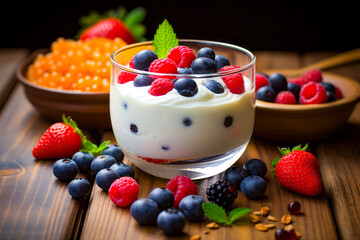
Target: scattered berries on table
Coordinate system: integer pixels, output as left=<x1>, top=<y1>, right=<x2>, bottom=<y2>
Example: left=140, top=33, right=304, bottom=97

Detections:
left=206, top=180, right=237, bottom=210
left=102, top=144, right=124, bottom=162
left=166, top=175, right=198, bottom=208
left=68, top=178, right=91, bottom=199
left=223, top=166, right=249, bottom=190
left=95, top=168, right=120, bottom=191
left=288, top=200, right=301, bottom=215
left=179, top=195, right=205, bottom=222
left=174, top=78, right=198, bottom=97
left=110, top=162, right=134, bottom=178
left=148, top=187, right=175, bottom=211
left=243, top=158, right=268, bottom=177
left=90, top=155, right=117, bottom=175
left=53, top=158, right=79, bottom=182
left=109, top=177, right=139, bottom=207
left=240, top=175, right=267, bottom=199
left=134, top=50, right=158, bottom=70
left=130, top=198, right=159, bottom=225
left=157, top=208, right=186, bottom=235
left=299, top=82, right=328, bottom=104
left=167, top=45, right=196, bottom=68
left=72, top=151, right=94, bottom=172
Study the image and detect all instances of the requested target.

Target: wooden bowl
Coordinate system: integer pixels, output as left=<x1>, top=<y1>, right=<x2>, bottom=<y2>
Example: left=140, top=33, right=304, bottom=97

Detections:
left=254, top=70, right=360, bottom=142
left=16, top=49, right=111, bottom=129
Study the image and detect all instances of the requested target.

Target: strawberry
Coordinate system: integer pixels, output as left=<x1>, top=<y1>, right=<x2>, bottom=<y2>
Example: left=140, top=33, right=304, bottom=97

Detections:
left=271, top=144, right=322, bottom=197
left=33, top=115, right=109, bottom=159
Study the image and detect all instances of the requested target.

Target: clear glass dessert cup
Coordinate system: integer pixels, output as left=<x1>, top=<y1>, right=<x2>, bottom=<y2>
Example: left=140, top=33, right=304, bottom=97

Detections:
left=110, top=40, right=256, bottom=179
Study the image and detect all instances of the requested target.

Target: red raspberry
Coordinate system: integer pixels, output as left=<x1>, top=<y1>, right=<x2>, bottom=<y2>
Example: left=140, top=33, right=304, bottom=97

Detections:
left=148, top=58, right=178, bottom=78
left=117, top=71, right=137, bottom=84
left=275, top=91, right=297, bottom=104
left=300, top=69, right=323, bottom=86
left=167, top=46, right=196, bottom=68
left=139, top=156, right=173, bottom=164
left=220, top=66, right=245, bottom=94
left=148, top=78, right=174, bottom=96
left=300, top=82, right=328, bottom=104
left=166, top=175, right=198, bottom=207
left=255, top=73, right=269, bottom=92
left=108, top=177, right=139, bottom=207
left=287, top=77, right=302, bottom=86
left=335, top=86, right=343, bottom=99
left=129, top=56, right=135, bottom=68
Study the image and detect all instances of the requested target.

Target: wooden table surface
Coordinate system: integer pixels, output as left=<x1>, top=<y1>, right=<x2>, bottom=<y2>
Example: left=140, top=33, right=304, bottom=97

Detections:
left=0, top=49, right=359, bottom=240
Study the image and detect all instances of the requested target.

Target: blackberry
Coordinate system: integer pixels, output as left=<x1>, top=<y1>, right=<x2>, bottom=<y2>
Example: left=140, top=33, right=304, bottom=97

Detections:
left=206, top=180, right=237, bottom=210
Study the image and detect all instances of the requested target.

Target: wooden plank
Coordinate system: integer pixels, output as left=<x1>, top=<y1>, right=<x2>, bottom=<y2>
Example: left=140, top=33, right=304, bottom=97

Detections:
left=254, top=51, right=302, bottom=72
left=0, top=85, right=91, bottom=239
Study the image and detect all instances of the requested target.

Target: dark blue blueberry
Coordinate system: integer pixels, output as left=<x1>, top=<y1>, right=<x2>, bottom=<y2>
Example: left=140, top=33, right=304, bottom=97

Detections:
left=130, top=198, right=159, bottom=225
left=197, top=47, right=215, bottom=60
left=320, top=82, right=335, bottom=92
left=123, top=102, right=128, bottom=110
left=130, top=124, right=138, bottom=133
left=287, top=82, right=301, bottom=101
left=224, top=115, right=233, bottom=128
left=326, top=91, right=336, bottom=102
left=133, top=50, right=158, bottom=70
left=182, top=117, right=192, bottom=127
left=174, top=78, right=198, bottom=97
left=90, top=155, right=117, bottom=175
left=157, top=208, right=186, bottom=235
left=179, top=195, right=205, bottom=222
left=177, top=67, right=193, bottom=74
left=204, top=79, right=224, bottom=94
left=256, top=86, right=277, bottom=102
left=72, top=151, right=94, bottom=172
left=268, top=73, right=287, bottom=93
left=102, top=144, right=124, bottom=162
left=161, top=146, right=170, bottom=151
left=191, top=57, right=218, bottom=74
left=223, top=166, right=249, bottom=190
left=243, top=158, right=267, bottom=177
left=215, top=55, right=230, bottom=69
left=240, top=175, right=267, bottom=199
left=53, top=158, right=78, bottom=182
left=68, top=178, right=91, bottom=199
left=95, top=168, right=120, bottom=191
left=133, top=75, right=154, bottom=87
left=148, top=187, right=174, bottom=211
left=110, top=162, right=134, bottom=178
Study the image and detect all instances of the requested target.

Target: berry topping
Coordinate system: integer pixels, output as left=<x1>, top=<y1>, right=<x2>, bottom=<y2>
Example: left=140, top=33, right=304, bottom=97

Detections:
left=130, top=198, right=159, bottom=225
left=108, top=177, right=139, bottom=207
left=117, top=71, right=137, bottom=84
left=224, top=115, right=234, bottom=128
left=72, top=151, right=95, bottom=172
left=223, top=166, right=249, bottom=190
left=204, top=79, right=224, bottom=94
left=133, top=50, right=158, bottom=70
left=148, top=187, right=175, bottom=211
left=166, top=175, right=198, bottom=208
left=299, top=82, right=328, bottom=104
left=68, top=178, right=91, bottom=199
left=174, top=78, right=198, bottom=97
left=288, top=200, right=301, bottom=215
left=182, top=117, right=193, bottom=127
left=197, top=47, right=216, bottom=60
left=129, top=56, right=135, bottom=68
left=256, top=86, right=277, bottom=102
left=191, top=57, right=218, bottom=74
left=275, top=91, right=297, bottom=104
left=215, top=55, right=230, bottom=69
left=240, top=175, right=267, bottom=199
left=179, top=195, right=205, bottom=222
left=130, top=123, right=138, bottom=133
left=148, top=78, right=174, bottom=96
left=177, top=67, right=193, bottom=74
left=133, top=75, right=154, bottom=87
left=206, top=180, right=237, bottom=210
left=167, top=45, right=196, bottom=68
left=53, top=158, right=78, bottom=182
left=110, top=162, right=134, bottom=178
left=90, top=155, right=117, bottom=175
left=102, top=144, right=124, bottom=162
left=255, top=73, right=269, bottom=92
left=301, top=69, right=323, bottom=86
left=287, top=82, right=301, bottom=101
left=268, top=73, right=288, bottom=93
left=95, top=168, right=120, bottom=191
left=148, top=58, right=178, bottom=75
left=220, top=66, right=245, bottom=94
left=157, top=208, right=186, bottom=235
left=243, top=158, right=268, bottom=177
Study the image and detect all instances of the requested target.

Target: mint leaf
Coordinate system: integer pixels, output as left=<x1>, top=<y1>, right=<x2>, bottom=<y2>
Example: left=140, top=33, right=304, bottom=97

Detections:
left=226, top=207, right=252, bottom=225
left=153, top=19, right=179, bottom=58
left=202, top=202, right=228, bottom=224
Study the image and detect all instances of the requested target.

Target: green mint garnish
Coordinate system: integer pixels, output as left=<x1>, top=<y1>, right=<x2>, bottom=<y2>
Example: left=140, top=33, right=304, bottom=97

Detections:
left=153, top=19, right=179, bottom=58
left=202, top=202, right=252, bottom=226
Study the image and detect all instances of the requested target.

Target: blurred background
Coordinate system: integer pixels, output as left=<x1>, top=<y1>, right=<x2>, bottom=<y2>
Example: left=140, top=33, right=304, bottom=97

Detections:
left=1, top=0, right=359, bottom=52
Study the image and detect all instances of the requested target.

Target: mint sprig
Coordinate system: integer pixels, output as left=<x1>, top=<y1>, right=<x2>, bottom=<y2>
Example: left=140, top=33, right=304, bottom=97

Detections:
left=153, top=19, right=179, bottom=58
left=202, top=202, right=252, bottom=226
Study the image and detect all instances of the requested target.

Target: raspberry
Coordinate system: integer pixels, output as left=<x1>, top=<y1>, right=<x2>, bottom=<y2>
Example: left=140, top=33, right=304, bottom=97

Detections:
left=117, top=71, right=136, bottom=84
left=335, top=86, right=343, bottom=99
left=299, top=82, right=328, bottom=104
left=220, top=66, right=245, bottom=94
left=148, top=78, right=174, bottom=96
left=255, top=73, right=269, bottom=92
left=148, top=58, right=178, bottom=78
left=108, top=177, right=139, bottom=207
left=167, top=46, right=196, bottom=68
left=166, top=175, right=198, bottom=207
left=139, top=156, right=173, bottom=164
left=275, top=91, right=297, bottom=104
left=129, top=56, right=135, bottom=68
left=287, top=77, right=302, bottom=86
left=300, top=69, right=322, bottom=86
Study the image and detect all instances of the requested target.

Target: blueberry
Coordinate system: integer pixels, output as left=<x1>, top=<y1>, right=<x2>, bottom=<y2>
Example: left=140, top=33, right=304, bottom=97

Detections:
left=161, top=145, right=170, bottom=151
left=68, top=178, right=91, bottom=199
left=130, top=124, right=138, bottom=134
left=157, top=208, right=186, bottom=235
left=191, top=57, right=218, bottom=74
left=197, top=47, right=215, bottom=60
left=177, top=67, right=193, bottom=74
left=182, top=117, right=192, bottom=127
left=268, top=73, right=287, bottom=92
left=130, top=198, right=159, bottom=225
left=133, top=50, right=158, bottom=70
left=90, top=155, right=117, bottom=175
left=72, top=151, right=94, bottom=172
left=174, top=78, right=198, bottom=97
left=53, top=158, right=78, bottom=182
left=223, top=166, right=249, bottom=190
left=256, top=86, right=277, bottom=102
left=179, top=195, right=205, bottom=222
left=110, top=162, right=134, bottom=178
left=224, top=115, right=233, bottom=128
left=240, top=175, right=267, bottom=199
left=102, top=144, right=124, bottom=162
left=148, top=187, right=174, bottom=211
left=95, top=168, right=120, bottom=191
left=133, top=75, right=154, bottom=87
left=287, top=82, right=301, bottom=101
left=215, top=55, right=230, bottom=69
left=326, top=91, right=336, bottom=102
left=243, top=158, right=267, bottom=177
left=320, top=82, right=335, bottom=92
left=204, top=79, right=224, bottom=94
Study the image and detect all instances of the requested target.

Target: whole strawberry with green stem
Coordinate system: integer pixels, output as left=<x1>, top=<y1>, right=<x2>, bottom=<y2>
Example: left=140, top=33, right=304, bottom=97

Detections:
left=77, top=6, right=146, bottom=44
left=32, top=115, right=109, bottom=159
left=271, top=144, right=322, bottom=197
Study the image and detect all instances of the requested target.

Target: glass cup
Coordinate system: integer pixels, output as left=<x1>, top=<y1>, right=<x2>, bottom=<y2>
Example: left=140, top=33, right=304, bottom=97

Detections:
left=110, top=40, right=256, bottom=179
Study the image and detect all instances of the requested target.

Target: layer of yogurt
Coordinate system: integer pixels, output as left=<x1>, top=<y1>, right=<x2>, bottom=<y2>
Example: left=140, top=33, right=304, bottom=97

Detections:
left=110, top=76, right=255, bottom=160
